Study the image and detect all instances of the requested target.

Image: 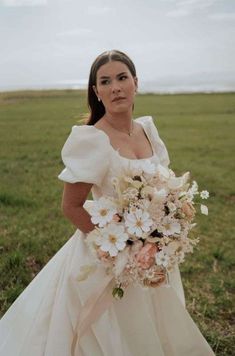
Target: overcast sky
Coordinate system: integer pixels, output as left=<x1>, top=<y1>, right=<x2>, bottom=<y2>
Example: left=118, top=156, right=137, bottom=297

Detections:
left=0, top=0, right=235, bottom=92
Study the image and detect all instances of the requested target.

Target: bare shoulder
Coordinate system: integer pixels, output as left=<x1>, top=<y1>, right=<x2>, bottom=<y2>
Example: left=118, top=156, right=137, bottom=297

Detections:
left=94, top=118, right=113, bottom=139
left=95, top=118, right=141, bottom=133
left=94, top=118, right=109, bottom=131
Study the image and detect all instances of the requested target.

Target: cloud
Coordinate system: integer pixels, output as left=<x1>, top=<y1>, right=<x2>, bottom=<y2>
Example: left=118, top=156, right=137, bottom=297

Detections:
left=166, top=8, right=190, bottom=17
left=0, top=0, right=47, bottom=6
left=166, top=0, right=217, bottom=17
left=177, top=0, right=216, bottom=10
left=56, top=28, right=93, bottom=38
left=208, top=12, right=235, bottom=21
left=87, top=5, right=113, bottom=15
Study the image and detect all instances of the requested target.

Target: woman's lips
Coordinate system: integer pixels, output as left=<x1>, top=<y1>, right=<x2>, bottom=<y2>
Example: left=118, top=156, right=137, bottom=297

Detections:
left=112, top=97, right=126, bottom=102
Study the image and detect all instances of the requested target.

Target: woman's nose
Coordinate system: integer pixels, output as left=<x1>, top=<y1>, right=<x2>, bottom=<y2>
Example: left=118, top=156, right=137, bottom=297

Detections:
left=111, top=80, right=121, bottom=93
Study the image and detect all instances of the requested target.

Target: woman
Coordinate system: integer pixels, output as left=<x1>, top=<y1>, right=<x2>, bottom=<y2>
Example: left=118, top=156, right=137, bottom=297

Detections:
left=0, top=49, right=215, bottom=355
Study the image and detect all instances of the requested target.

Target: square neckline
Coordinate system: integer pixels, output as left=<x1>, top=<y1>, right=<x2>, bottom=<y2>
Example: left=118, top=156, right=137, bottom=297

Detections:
left=92, top=118, right=156, bottom=161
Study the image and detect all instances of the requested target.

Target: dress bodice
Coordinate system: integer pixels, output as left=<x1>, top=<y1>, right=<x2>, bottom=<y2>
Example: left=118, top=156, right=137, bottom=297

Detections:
left=58, top=116, right=170, bottom=200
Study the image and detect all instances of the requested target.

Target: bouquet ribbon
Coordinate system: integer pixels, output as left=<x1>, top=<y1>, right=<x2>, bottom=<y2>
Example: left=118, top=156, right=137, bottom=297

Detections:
left=71, top=273, right=116, bottom=355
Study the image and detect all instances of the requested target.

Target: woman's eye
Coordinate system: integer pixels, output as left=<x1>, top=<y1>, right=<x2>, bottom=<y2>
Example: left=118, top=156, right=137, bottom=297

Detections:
left=101, top=80, right=109, bottom=85
left=100, top=76, right=127, bottom=85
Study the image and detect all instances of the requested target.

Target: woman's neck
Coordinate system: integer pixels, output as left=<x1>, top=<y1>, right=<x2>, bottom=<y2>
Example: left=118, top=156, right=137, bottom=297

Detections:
left=103, top=110, right=133, bottom=132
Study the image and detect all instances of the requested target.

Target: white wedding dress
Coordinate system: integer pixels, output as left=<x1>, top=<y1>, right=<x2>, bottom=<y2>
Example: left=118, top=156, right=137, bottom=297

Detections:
left=0, top=116, right=215, bottom=356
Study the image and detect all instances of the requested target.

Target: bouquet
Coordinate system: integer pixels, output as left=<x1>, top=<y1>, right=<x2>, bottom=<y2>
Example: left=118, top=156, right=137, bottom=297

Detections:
left=78, top=161, right=209, bottom=299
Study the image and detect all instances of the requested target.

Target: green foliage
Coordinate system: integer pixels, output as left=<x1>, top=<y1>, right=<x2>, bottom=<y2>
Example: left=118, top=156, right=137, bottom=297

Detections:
left=0, top=90, right=234, bottom=355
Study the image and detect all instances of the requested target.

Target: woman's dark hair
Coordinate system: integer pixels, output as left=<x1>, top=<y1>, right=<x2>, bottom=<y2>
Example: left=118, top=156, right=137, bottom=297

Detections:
left=86, top=49, right=137, bottom=125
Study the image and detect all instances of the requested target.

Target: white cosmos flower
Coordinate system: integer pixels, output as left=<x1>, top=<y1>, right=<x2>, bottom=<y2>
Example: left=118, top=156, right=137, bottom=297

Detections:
left=96, top=223, right=128, bottom=257
left=125, top=209, right=153, bottom=237
left=90, top=197, right=117, bottom=227
left=158, top=216, right=181, bottom=236
left=155, top=250, right=169, bottom=268
left=200, top=190, right=209, bottom=199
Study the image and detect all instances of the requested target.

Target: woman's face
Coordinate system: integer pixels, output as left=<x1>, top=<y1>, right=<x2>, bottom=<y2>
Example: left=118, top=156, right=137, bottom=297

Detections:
left=93, top=60, right=138, bottom=114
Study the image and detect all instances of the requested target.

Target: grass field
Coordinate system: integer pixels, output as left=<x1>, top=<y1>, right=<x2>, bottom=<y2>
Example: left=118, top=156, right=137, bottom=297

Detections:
left=0, top=89, right=234, bottom=355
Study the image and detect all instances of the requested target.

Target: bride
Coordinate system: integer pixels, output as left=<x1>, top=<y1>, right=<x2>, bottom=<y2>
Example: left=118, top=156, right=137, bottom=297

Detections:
left=0, top=49, right=215, bottom=355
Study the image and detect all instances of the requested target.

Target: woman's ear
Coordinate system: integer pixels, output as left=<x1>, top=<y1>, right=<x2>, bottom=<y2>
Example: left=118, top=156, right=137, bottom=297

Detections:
left=134, top=77, right=138, bottom=92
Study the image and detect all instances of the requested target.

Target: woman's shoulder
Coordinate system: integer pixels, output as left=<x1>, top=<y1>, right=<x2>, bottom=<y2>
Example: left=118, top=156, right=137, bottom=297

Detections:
left=134, top=115, right=158, bottom=137
left=63, top=124, right=110, bottom=148
left=58, top=124, right=111, bottom=185
left=69, top=123, right=108, bottom=138
left=60, top=124, right=112, bottom=162
left=135, top=115, right=154, bottom=125
left=135, top=115, right=164, bottom=137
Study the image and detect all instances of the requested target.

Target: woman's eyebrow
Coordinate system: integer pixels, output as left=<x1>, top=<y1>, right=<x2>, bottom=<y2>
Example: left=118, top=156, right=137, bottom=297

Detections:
left=99, top=72, right=128, bottom=79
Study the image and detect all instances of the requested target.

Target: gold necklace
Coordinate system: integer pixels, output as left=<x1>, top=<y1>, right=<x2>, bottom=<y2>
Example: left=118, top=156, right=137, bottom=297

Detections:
left=105, top=118, right=134, bottom=136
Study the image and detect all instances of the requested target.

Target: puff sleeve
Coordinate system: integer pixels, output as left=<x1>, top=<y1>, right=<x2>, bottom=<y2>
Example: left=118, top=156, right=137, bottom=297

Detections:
left=58, top=125, right=111, bottom=186
left=144, top=116, right=170, bottom=167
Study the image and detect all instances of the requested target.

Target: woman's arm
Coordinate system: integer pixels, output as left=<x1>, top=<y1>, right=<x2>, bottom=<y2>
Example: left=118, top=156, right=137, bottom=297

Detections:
left=61, top=182, right=96, bottom=234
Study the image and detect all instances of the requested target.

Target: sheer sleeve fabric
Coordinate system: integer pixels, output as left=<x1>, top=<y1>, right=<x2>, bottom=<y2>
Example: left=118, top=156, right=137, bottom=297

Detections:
left=58, top=125, right=111, bottom=187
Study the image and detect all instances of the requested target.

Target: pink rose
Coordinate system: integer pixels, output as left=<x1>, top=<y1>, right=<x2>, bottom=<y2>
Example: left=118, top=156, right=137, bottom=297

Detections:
left=181, top=201, right=196, bottom=220
left=135, top=243, right=158, bottom=270
left=131, top=240, right=144, bottom=256
left=143, top=271, right=166, bottom=287
left=97, top=248, right=112, bottom=262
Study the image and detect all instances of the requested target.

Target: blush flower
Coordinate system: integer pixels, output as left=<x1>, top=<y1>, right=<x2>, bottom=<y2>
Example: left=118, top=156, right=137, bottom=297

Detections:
left=97, top=248, right=112, bottom=262
left=135, top=243, right=158, bottom=269
left=143, top=271, right=166, bottom=287
left=181, top=201, right=196, bottom=220
left=158, top=216, right=181, bottom=236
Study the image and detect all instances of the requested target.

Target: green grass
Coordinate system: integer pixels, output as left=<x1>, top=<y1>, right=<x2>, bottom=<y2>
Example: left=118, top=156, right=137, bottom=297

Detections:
left=0, top=89, right=234, bottom=355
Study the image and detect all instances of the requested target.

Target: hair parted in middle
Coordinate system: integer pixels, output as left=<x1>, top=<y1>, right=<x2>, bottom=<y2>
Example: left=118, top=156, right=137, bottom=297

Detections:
left=86, top=49, right=137, bottom=126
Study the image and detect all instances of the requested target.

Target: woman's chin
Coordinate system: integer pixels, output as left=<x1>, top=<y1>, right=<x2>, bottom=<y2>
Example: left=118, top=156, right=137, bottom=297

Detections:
left=111, top=103, right=133, bottom=113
